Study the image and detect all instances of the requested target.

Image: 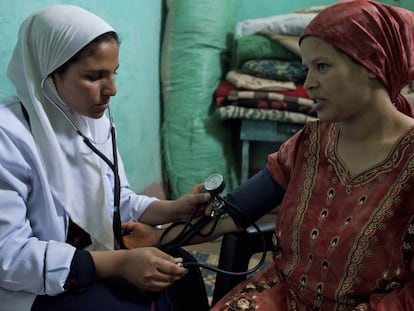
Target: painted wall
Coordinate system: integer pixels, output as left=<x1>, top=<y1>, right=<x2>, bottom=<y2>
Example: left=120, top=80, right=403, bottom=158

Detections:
left=0, top=0, right=412, bottom=196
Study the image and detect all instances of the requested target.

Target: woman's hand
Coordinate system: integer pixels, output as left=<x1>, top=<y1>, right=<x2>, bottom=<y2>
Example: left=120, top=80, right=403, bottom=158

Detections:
left=171, top=183, right=212, bottom=220
left=138, top=183, right=212, bottom=226
left=121, top=247, right=186, bottom=292
left=91, top=247, right=187, bottom=292
left=122, top=221, right=158, bottom=249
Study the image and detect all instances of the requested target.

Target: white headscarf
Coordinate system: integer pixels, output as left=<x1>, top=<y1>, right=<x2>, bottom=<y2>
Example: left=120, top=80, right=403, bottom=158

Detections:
left=7, top=5, right=117, bottom=250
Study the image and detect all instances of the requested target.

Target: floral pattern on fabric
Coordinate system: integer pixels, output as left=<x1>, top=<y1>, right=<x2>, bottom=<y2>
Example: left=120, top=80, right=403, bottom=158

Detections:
left=241, top=59, right=306, bottom=84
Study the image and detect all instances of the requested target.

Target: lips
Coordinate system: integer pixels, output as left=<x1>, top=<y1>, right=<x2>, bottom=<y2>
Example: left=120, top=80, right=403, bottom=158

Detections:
left=96, top=101, right=110, bottom=110
left=310, top=98, right=325, bottom=112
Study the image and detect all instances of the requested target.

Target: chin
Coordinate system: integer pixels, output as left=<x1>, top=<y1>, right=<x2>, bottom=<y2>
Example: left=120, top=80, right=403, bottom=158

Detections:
left=95, top=112, right=106, bottom=119
left=315, top=112, right=333, bottom=123
left=86, top=111, right=105, bottom=119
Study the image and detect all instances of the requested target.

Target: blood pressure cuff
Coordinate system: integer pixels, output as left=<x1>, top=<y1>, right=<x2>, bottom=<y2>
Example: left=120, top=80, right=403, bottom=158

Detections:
left=224, top=168, right=284, bottom=228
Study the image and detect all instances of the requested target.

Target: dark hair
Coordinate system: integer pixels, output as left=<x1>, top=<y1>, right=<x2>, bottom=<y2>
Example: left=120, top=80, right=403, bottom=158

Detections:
left=54, top=31, right=120, bottom=75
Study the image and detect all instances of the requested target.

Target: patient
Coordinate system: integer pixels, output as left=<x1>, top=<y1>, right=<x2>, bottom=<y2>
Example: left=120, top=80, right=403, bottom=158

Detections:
left=211, top=1, right=414, bottom=309
left=140, top=1, right=414, bottom=310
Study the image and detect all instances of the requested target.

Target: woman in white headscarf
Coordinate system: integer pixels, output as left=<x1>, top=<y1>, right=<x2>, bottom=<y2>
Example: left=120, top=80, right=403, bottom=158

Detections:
left=0, top=4, right=210, bottom=310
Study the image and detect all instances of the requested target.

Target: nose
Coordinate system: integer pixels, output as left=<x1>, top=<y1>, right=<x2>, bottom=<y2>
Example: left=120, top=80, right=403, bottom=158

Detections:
left=103, top=74, right=117, bottom=96
left=303, top=70, right=317, bottom=92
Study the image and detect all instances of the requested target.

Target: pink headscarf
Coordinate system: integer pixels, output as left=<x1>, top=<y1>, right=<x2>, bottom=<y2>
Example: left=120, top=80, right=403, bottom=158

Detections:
left=300, top=0, right=414, bottom=117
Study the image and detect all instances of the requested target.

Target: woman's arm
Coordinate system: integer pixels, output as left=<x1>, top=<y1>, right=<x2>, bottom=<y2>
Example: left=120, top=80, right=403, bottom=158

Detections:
left=138, top=184, right=211, bottom=226
left=121, top=213, right=240, bottom=249
left=123, top=168, right=284, bottom=249
left=90, top=247, right=187, bottom=292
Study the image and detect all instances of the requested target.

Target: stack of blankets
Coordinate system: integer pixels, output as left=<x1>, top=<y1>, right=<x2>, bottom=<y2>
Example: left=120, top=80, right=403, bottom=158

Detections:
left=214, top=10, right=325, bottom=125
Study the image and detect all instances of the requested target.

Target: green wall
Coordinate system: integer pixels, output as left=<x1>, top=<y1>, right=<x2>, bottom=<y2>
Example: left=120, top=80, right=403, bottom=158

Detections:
left=0, top=0, right=412, bottom=195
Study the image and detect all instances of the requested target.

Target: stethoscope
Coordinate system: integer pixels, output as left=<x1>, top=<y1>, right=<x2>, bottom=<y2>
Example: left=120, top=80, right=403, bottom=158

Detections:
left=44, top=82, right=267, bottom=273
left=54, top=100, right=267, bottom=274
left=41, top=79, right=125, bottom=248
left=65, top=110, right=124, bottom=248
left=157, top=173, right=269, bottom=276
left=77, top=109, right=125, bottom=249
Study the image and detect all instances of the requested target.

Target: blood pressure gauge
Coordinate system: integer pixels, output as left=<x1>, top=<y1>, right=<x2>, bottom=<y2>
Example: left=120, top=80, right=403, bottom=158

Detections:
left=202, top=173, right=225, bottom=196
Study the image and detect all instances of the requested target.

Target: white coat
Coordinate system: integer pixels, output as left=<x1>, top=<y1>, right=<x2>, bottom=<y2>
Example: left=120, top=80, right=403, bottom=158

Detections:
left=0, top=97, right=157, bottom=310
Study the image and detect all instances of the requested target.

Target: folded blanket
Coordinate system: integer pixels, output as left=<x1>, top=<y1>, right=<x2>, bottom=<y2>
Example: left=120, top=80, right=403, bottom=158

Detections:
left=215, top=80, right=308, bottom=98
left=226, top=70, right=296, bottom=91
left=235, top=13, right=317, bottom=38
left=233, top=34, right=299, bottom=68
left=215, top=105, right=317, bottom=123
left=214, top=80, right=315, bottom=116
left=240, top=59, right=306, bottom=83
left=228, top=90, right=313, bottom=106
left=216, top=97, right=316, bottom=117
left=257, top=31, right=301, bottom=56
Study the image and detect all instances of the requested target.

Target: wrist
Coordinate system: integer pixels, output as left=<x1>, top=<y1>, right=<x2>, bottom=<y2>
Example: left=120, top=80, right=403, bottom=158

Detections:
left=91, top=250, right=129, bottom=280
left=167, top=199, right=183, bottom=221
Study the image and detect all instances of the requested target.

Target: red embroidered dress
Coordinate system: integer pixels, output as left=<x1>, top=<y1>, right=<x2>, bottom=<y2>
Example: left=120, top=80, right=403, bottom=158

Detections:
left=212, top=121, right=414, bottom=310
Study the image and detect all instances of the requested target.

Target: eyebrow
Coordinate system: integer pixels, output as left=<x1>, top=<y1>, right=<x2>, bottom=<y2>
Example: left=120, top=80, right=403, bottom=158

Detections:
left=84, top=64, right=120, bottom=73
left=302, top=57, right=329, bottom=66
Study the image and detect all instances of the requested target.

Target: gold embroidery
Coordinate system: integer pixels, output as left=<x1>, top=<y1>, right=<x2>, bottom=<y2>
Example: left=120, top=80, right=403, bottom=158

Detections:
left=327, top=189, right=335, bottom=198
left=224, top=279, right=279, bottom=310
left=279, top=123, right=414, bottom=309
left=357, top=195, right=367, bottom=206
left=300, top=275, right=308, bottom=290
left=287, top=122, right=320, bottom=276
left=310, top=229, right=319, bottom=240
left=330, top=236, right=339, bottom=247
left=336, top=154, right=414, bottom=300
left=327, top=124, right=414, bottom=187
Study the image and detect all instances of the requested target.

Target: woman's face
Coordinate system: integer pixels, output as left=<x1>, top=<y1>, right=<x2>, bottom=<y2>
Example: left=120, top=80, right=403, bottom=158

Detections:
left=53, top=40, right=119, bottom=119
left=300, top=36, right=375, bottom=123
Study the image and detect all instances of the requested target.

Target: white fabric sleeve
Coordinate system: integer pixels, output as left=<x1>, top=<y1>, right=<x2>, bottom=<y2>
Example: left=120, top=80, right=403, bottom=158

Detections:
left=0, top=102, right=75, bottom=296
left=116, top=150, right=159, bottom=222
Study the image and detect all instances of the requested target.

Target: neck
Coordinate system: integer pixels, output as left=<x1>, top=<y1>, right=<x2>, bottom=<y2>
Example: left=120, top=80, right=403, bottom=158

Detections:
left=339, top=93, right=411, bottom=143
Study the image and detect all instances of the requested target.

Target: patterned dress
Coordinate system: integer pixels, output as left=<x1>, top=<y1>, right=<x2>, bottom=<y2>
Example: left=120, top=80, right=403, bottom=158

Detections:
left=211, top=121, right=414, bottom=310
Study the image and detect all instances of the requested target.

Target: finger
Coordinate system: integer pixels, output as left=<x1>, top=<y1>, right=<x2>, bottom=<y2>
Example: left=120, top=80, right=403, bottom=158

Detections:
left=154, top=269, right=184, bottom=283
left=190, top=183, right=205, bottom=194
left=145, top=263, right=185, bottom=288
left=151, top=250, right=187, bottom=272
left=153, top=248, right=179, bottom=262
left=155, top=258, right=187, bottom=277
left=198, top=192, right=211, bottom=203
left=157, top=263, right=187, bottom=276
left=204, top=205, right=213, bottom=216
left=146, top=278, right=181, bottom=292
left=121, top=222, right=135, bottom=231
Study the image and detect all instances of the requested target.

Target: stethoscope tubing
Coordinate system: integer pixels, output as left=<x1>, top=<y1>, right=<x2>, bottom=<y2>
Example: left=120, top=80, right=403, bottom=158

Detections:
left=43, top=82, right=267, bottom=271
